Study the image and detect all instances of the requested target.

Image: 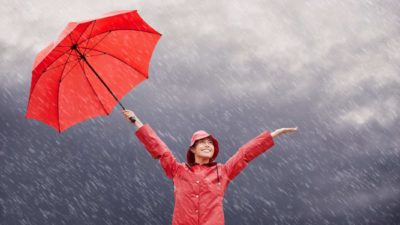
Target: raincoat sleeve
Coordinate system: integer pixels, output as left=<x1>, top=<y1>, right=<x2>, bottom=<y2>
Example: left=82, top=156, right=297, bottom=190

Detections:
left=224, top=131, right=275, bottom=180
left=135, top=124, right=179, bottom=179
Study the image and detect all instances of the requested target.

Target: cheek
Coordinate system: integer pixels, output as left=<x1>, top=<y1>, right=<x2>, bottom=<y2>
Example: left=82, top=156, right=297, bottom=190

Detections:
left=194, top=148, right=202, bottom=155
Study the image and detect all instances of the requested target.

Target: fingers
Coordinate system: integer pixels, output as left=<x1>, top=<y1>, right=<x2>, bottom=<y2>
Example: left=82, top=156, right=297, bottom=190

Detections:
left=122, top=109, right=134, bottom=115
left=122, top=109, right=133, bottom=114
left=284, top=127, right=298, bottom=133
left=276, top=127, right=298, bottom=136
left=122, top=109, right=136, bottom=122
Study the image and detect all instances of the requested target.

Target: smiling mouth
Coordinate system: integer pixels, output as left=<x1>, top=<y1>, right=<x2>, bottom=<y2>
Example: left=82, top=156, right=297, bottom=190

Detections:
left=201, top=149, right=212, bottom=153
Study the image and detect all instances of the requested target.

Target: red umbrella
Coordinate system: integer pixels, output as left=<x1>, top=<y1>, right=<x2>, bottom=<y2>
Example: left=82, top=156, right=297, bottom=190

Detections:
left=26, top=10, right=161, bottom=132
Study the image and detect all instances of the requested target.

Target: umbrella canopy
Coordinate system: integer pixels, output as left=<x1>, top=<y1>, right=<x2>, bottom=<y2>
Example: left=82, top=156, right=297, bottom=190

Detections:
left=26, top=10, right=161, bottom=132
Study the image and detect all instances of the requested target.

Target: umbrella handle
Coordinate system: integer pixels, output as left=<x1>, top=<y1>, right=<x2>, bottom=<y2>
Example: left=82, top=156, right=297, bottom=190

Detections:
left=129, top=117, right=136, bottom=123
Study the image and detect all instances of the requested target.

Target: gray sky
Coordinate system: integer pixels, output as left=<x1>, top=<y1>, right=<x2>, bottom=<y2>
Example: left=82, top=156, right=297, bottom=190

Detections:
left=1, top=0, right=399, bottom=224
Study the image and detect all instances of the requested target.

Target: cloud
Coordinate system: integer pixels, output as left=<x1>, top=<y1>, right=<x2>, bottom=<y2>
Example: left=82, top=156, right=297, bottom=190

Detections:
left=1, top=0, right=400, bottom=224
left=338, top=96, right=398, bottom=127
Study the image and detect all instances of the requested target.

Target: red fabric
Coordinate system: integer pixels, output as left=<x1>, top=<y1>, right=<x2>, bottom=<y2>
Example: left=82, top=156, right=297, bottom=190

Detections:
left=135, top=124, right=275, bottom=225
left=26, top=10, right=161, bottom=132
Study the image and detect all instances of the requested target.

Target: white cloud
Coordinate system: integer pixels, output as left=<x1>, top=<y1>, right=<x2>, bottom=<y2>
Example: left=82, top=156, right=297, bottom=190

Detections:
left=339, top=106, right=375, bottom=125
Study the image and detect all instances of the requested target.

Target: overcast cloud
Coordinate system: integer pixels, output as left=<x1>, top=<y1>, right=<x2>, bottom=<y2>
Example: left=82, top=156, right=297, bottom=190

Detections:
left=1, top=0, right=399, bottom=224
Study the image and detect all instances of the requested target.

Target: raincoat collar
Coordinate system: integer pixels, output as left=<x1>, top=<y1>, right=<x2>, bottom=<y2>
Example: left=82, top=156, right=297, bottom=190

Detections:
left=185, top=161, right=217, bottom=170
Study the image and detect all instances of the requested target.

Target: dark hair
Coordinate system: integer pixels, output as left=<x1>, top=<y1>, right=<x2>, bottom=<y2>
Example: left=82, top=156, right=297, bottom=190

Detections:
left=192, top=137, right=213, bottom=149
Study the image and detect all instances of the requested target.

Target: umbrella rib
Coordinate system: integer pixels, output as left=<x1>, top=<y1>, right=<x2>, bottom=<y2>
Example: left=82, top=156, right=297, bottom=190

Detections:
left=57, top=45, right=73, bottom=48
left=56, top=46, right=76, bottom=132
left=74, top=21, right=93, bottom=45
left=57, top=81, right=61, bottom=133
left=81, top=31, right=111, bottom=54
left=45, top=50, right=75, bottom=71
left=59, top=59, right=82, bottom=82
left=46, top=58, right=80, bottom=72
left=78, top=47, right=147, bottom=78
left=32, top=36, right=77, bottom=88
left=68, top=32, right=76, bottom=46
left=37, top=48, right=72, bottom=72
left=58, top=49, right=76, bottom=81
left=31, top=31, right=87, bottom=93
left=68, top=23, right=91, bottom=46
left=35, top=46, right=74, bottom=73
left=85, top=52, right=108, bottom=57
left=29, top=48, right=75, bottom=101
left=52, top=48, right=69, bottom=53
left=77, top=29, right=159, bottom=46
left=55, top=57, right=84, bottom=132
left=35, top=22, right=93, bottom=74
left=82, top=21, right=97, bottom=56
left=77, top=60, right=109, bottom=115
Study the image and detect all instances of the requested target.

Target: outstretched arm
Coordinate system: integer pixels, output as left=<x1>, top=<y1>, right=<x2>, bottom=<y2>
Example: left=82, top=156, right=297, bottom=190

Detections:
left=224, top=130, right=275, bottom=180
left=123, top=110, right=179, bottom=179
left=224, top=127, right=298, bottom=180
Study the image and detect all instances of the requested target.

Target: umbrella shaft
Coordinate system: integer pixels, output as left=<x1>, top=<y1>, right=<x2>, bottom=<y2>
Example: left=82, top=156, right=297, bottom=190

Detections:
left=73, top=47, right=125, bottom=110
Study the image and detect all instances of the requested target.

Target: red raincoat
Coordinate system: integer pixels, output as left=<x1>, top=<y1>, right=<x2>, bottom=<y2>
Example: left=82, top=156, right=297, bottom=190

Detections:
left=135, top=124, right=275, bottom=225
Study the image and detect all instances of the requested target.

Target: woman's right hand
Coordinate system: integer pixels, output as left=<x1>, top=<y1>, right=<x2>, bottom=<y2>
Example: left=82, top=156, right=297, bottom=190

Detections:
left=122, top=109, right=136, bottom=122
left=122, top=109, right=143, bottom=129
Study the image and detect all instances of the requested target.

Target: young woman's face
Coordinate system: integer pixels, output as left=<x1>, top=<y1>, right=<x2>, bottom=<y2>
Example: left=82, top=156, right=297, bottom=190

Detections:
left=191, top=137, right=215, bottom=159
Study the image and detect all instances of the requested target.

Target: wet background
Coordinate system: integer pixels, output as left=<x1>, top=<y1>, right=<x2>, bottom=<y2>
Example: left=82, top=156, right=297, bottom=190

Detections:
left=1, top=0, right=399, bottom=224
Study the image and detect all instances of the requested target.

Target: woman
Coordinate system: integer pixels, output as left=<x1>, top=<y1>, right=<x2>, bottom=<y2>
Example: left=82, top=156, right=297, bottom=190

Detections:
left=122, top=109, right=297, bottom=225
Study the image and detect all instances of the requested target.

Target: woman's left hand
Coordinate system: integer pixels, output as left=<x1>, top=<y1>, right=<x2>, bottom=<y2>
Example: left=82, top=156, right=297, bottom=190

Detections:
left=271, top=127, right=298, bottom=138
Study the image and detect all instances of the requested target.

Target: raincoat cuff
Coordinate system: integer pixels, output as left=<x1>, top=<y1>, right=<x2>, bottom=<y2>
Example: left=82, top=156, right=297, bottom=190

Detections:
left=268, top=131, right=275, bottom=146
left=135, top=124, right=168, bottom=159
